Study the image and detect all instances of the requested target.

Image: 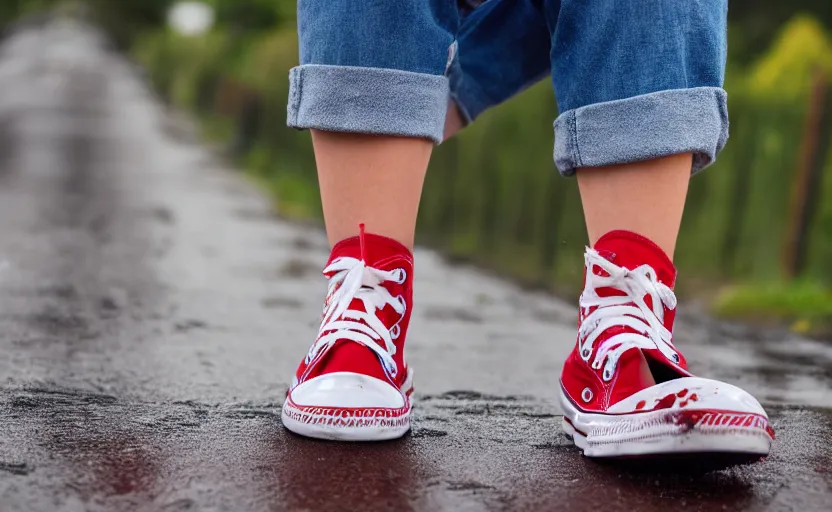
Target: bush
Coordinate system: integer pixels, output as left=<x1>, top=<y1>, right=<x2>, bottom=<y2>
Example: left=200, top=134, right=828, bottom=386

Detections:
left=133, top=14, right=832, bottom=302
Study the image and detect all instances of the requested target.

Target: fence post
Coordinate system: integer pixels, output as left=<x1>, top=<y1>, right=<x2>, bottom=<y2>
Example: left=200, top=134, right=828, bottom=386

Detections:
left=231, top=93, right=261, bottom=159
left=782, top=71, right=829, bottom=278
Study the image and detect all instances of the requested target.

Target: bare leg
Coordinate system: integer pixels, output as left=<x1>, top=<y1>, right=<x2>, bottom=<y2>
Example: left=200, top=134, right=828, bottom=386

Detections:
left=312, top=130, right=432, bottom=250
left=447, top=104, right=692, bottom=259
left=443, top=102, right=465, bottom=141
left=576, top=153, right=692, bottom=259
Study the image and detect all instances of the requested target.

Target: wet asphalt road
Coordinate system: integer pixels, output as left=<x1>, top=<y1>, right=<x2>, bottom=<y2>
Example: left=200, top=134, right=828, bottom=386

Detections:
left=0, top=21, right=830, bottom=512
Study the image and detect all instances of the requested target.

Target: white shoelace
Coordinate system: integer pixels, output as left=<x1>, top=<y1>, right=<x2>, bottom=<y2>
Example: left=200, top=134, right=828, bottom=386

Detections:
left=305, top=257, right=407, bottom=378
left=578, top=249, right=679, bottom=381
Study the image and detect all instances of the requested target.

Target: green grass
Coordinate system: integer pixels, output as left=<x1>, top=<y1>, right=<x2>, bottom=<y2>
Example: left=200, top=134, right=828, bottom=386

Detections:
left=249, top=172, right=321, bottom=220
left=198, top=114, right=235, bottom=146
left=242, top=146, right=321, bottom=221
left=713, top=281, right=832, bottom=334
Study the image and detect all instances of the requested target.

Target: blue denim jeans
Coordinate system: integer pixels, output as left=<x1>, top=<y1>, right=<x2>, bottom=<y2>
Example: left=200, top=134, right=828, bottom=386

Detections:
left=287, top=0, right=729, bottom=175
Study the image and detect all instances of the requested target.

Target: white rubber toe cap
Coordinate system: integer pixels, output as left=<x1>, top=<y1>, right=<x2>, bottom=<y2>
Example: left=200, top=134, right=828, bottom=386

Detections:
left=607, top=377, right=767, bottom=416
left=289, top=372, right=405, bottom=409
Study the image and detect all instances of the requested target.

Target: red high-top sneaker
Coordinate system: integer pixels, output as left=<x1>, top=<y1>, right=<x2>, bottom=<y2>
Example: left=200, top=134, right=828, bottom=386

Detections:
left=560, top=231, right=774, bottom=462
left=281, top=226, right=414, bottom=441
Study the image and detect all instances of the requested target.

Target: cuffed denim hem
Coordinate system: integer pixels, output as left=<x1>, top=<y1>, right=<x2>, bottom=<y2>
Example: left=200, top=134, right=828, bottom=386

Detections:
left=287, top=64, right=449, bottom=144
left=446, top=57, right=475, bottom=125
left=447, top=55, right=549, bottom=126
left=447, top=56, right=488, bottom=126
left=553, top=87, right=729, bottom=176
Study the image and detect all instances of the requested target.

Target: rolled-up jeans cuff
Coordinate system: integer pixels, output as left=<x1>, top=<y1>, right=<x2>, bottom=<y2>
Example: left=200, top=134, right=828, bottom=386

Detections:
left=447, top=56, right=485, bottom=126
left=553, top=87, right=729, bottom=176
left=287, top=64, right=449, bottom=144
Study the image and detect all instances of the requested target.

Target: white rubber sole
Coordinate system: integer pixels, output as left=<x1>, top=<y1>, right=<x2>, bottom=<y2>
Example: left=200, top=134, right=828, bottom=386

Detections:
left=281, top=371, right=414, bottom=441
left=559, top=387, right=773, bottom=459
left=281, top=399, right=411, bottom=441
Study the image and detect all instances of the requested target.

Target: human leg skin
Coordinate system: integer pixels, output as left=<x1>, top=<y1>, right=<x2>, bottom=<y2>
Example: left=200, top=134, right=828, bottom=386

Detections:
left=282, top=0, right=458, bottom=440
left=577, top=153, right=692, bottom=259
left=312, top=131, right=431, bottom=250
left=285, top=0, right=557, bottom=442
left=290, top=1, right=458, bottom=249
left=543, top=0, right=774, bottom=464
left=316, top=0, right=554, bottom=248
left=546, top=0, right=730, bottom=258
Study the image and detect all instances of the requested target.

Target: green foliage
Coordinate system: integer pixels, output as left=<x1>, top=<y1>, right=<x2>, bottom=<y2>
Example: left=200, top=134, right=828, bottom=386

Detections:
left=134, top=29, right=231, bottom=108
left=714, top=281, right=832, bottom=335
left=89, top=0, right=172, bottom=48
left=748, top=14, right=832, bottom=102
left=0, top=0, right=827, bottom=323
left=1, top=0, right=57, bottom=27
left=728, top=1, right=832, bottom=64
left=132, top=12, right=832, bottom=307
left=202, top=0, right=295, bottom=31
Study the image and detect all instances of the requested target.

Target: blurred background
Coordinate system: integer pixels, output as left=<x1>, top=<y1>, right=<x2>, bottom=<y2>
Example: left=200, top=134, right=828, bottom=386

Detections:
left=2, top=1, right=832, bottom=333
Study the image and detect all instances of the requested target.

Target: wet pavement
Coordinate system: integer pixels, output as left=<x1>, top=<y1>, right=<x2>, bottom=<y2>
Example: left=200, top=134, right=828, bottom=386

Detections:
left=0, top=21, right=830, bottom=512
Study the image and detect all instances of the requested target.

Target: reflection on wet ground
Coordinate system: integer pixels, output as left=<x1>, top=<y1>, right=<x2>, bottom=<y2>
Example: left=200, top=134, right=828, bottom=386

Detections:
left=3, top=385, right=830, bottom=511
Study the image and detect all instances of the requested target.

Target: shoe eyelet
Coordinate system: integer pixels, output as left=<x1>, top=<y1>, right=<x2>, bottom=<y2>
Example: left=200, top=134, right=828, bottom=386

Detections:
left=394, top=268, right=407, bottom=284
left=390, top=324, right=401, bottom=340
left=591, top=360, right=602, bottom=370
left=603, top=367, right=614, bottom=381
left=396, top=295, right=407, bottom=311
left=581, top=388, right=593, bottom=403
left=581, top=348, right=591, bottom=360
left=671, top=353, right=680, bottom=364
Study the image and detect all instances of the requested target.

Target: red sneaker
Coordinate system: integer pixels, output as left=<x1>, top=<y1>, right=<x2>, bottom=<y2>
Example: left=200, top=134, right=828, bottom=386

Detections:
left=560, top=231, right=774, bottom=462
left=281, top=227, right=414, bottom=441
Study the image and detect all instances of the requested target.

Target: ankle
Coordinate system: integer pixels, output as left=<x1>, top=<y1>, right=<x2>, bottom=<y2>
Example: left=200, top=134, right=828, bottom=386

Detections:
left=330, top=230, right=413, bottom=267
left=592, top=230, right=677, bottom=288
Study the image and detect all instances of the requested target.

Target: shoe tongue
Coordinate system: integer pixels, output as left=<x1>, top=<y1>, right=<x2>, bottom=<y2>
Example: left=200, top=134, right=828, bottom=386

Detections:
left=590, top=231, right=685, bottom=385
left=311, top=232, right=412, bottom=384
left=328, top=233, right=412, bottom=269
left=592, top=230, right=676, bottom=288
left=317, top=342, right=391, bottom=383
left=324, top=231, right=412, bottom=315
left=609, top=350, right=657, bottom=405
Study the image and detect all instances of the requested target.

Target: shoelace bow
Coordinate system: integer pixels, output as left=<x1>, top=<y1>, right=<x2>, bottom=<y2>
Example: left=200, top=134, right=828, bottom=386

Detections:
left=305, top=227, right=406, bottom=378
left=578, top=249, right=679, bottom=381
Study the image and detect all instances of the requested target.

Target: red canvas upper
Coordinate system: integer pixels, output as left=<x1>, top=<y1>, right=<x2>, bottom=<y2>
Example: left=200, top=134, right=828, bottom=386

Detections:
left=291, top=231, right=414, bottom=391
left=561, top=230, right=691, bottom=411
